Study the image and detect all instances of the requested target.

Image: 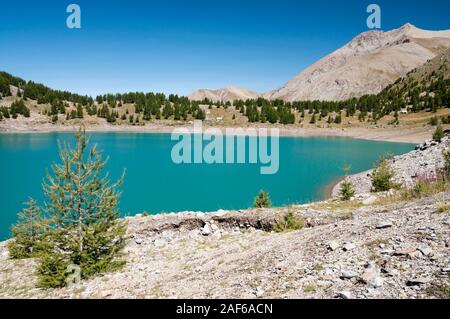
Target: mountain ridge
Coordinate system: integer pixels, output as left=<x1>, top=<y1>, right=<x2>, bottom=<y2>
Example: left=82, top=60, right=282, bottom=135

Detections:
left=189, top=23, right=450, bottom=102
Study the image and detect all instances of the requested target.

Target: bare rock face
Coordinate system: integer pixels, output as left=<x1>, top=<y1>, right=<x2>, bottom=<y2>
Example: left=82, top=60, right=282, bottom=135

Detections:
left=188, top=86, right=260, bottom=103
left=264, top=23, right=450, bottom=102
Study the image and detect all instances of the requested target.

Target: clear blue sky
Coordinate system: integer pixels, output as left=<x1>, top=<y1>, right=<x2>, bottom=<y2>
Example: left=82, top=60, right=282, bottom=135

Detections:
left=1, top=0, right=449, bottom=97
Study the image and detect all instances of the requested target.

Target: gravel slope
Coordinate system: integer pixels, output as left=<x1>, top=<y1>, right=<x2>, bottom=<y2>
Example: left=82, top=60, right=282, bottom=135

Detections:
left=0, top=192, right=449, bottom=299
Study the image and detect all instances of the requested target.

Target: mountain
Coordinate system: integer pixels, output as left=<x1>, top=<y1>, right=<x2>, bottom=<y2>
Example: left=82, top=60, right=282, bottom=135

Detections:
left=265, top=23, right=450, bottom=101
left=188, top=86, right=260, bottom=102
left=384, top=47, right=450, bottom=93
left=189, top=24, right=450, bottom=102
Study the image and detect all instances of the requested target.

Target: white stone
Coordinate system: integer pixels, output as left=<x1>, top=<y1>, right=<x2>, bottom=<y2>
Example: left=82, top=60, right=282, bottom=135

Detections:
left=343, top=243, right=356, bottom=251
left=360, top=263, right=379, bottom=285
left=363, top=196, right=377, bottom=205
left=418, top=246, right=433, bottom=256
left=341, top=270, right=358, bottom=279
left=255, top=287, right=264, bottom=298
left=328, top=241, right=340, bottom=251
left=212, top=231, right=222, bottom=240
left=376, top=220, right=393, bottom=229
left=201, top=224, right=212, bottom=236
left=337, top=291, right=352, bottom=299
left=369, top=276, right=384, bottom=288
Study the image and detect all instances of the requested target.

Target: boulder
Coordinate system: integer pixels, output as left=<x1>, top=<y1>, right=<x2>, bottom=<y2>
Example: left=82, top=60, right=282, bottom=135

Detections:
left=376, top=220, right=393, bottom=229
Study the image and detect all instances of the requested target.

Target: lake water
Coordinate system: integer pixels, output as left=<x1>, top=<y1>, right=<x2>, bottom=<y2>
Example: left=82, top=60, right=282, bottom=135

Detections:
left=0, top=132, right=415, bottom=240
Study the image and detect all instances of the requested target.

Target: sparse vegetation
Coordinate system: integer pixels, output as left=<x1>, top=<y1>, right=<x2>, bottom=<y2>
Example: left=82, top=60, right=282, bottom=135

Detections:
left=401, top=179, right=448, bottom=200
left=339, top=164, right=355, bottom=201
left=7, top=128, right=127, bottom=288
left=254, top=190, right=271, bottom=208
left=437, top=203, right=450, bottom=213
left=433, top=124, right=445, bottom=143
left=7, top=199, right=48, bottom=259
left=371, top=157, right=399, bottom=192
left=429, top=116, right=439, bottom=126
left=426, top=284, right=450, bottom=299
left=273, top=210, right=304, bottom=233
left=10, top=99, right=30, bottom=118
left=303, top=284, right=317, bottom=293
left=443, top=149, right=450, bottom=179
left=339, top=180, right=355, bottom=200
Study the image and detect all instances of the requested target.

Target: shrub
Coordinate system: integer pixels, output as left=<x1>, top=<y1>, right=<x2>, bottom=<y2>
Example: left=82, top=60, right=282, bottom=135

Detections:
left=273, top=210, right=304, bottom=233
left=334, top=114, right=342, bottom=124
left=371, top=158, right=399, bottom=192
left=37, top=249, right=73, bottom=288
left=339, top=164, right=355, bottom=201
left=340, top=179, right=355, bottom=201
left=303, top=285, right=317, bottom=293
left=10, top=99, right=30, bottom=118
left=433, top=125, right=444, bottom=143
left=400, top=179, right=448, bottom=200
left=443, top=149, right=450, bottom=179
left=437, top=203, right=450, bottom=213
left=429, top=116, right=439, bottom=126
left=8, top=199, right=48, bottom=259
left=254, top=190, right=271, bottom=208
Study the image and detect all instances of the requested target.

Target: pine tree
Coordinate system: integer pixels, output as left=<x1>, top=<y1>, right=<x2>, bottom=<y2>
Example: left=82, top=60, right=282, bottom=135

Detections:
left=443, top=149, right=450, bottom=180
left=334, top=113, right=342, bottom=124
left=339, top=164, right=355, bottom=201
left=8, top=199, right=48, bottom=259
left=371, top=157, right=398, bottom=192
left=76, top=105, right=84, bottom=119
left=37, top=128, right=126, bottom=288
left=254, top=190, right=271, bottom=208
left=433, top=125, right=444, bottom=143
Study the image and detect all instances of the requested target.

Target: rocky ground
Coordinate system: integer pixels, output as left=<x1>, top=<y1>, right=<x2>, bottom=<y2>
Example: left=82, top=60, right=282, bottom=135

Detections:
left=333, top=135, right=450, bottom=196
left=1, top=133, right=449, bottom=299
left=0, top=190, right=449, bottom=299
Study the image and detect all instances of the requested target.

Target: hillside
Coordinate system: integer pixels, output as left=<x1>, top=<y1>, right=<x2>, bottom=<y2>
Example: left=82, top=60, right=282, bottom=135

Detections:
left=383, top=48, right=450, bottom=94
left=1, top=37, right=449, bottom=139
left=188, top=86, right=260, bottom=103
left=189, top=24, right=450, bottom=103
left=265, top=23, right=450, bottom=101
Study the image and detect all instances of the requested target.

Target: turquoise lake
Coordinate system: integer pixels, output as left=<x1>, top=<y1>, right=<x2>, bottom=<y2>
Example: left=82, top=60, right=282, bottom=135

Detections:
left=0, top=133, right=415, bottom=240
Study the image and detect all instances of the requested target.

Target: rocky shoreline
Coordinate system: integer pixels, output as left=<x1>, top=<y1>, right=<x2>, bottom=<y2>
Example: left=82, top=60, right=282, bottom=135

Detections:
left=1, top=190, right=448, bottom=299
left=0, top=114, right=434, bottom=144
left=332, top=136, right=450, bottom=197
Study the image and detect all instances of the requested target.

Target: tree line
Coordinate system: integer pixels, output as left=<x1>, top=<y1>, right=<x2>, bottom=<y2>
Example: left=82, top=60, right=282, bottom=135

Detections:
left=1, top=63, right=449, bottom=125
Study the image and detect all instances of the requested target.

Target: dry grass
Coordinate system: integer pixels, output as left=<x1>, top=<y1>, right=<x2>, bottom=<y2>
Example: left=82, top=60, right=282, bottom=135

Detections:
left=437, top=203, right=450, bottom=213
left=376, top=180, right=450, bottom=206
left=311, top=200, right=363, bottom=213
